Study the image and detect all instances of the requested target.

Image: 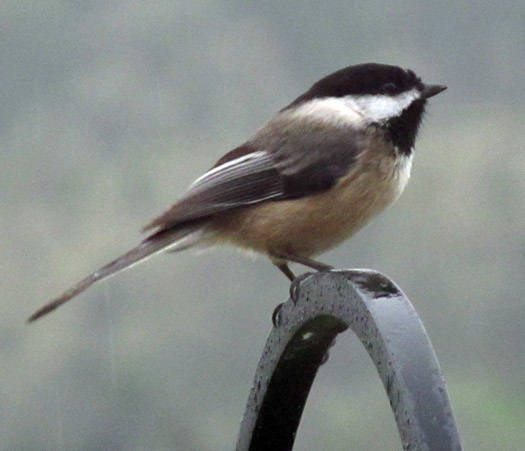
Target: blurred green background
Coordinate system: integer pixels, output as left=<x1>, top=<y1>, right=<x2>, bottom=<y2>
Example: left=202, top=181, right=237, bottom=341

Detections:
left=2, top=1, right=524, bottom=450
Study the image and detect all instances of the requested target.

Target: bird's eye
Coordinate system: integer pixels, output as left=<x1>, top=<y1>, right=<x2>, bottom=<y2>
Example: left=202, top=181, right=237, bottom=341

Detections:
left=382, top=82, right=398, bottom=94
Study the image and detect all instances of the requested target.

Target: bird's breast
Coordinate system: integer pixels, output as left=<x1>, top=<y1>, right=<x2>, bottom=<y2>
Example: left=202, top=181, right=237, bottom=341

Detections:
left=212, top=146, right=412, bottom=258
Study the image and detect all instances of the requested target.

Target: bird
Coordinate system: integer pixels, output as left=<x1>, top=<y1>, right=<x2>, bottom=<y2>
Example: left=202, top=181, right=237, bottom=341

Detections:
left=28, top=63, right=446, bottom=322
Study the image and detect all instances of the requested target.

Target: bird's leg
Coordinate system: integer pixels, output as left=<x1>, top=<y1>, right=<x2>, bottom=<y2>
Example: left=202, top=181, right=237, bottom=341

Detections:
left=274, top=262, right=296, bottom=281
left=272, top=251, right=333, bottom=272
left=271, top=251, right=333, bottom=304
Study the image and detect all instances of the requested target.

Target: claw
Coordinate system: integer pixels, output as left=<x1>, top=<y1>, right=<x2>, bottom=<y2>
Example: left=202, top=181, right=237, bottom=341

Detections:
left=272, top=303, right=284, bottom=327
left=289, top=272, right=312, bottom=304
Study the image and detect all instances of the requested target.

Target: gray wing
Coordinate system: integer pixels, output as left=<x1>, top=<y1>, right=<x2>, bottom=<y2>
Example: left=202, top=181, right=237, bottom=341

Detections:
left=144, top=129, right=362, bottom=233
left=143, top=150, right=285, bottom=231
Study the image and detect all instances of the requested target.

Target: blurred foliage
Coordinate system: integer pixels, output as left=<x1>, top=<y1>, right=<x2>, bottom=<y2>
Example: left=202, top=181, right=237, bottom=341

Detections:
left=1, top=1, right=524, bottom=450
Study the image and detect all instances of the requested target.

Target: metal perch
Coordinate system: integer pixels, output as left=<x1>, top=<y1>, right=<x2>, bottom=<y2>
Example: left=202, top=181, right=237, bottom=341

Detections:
left=236, top=270, right=462, bottom=451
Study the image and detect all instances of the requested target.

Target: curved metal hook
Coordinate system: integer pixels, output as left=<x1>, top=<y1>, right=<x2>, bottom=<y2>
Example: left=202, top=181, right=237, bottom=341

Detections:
left=236, top=270, right=462, bottom=451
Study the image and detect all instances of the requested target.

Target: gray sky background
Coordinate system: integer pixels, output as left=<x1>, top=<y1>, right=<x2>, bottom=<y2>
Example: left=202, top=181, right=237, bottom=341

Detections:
left=2, top=1, right=524, bottom=450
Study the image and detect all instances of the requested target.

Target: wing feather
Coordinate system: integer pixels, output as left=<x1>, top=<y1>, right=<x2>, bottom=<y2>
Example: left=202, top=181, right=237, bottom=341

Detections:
left=144, top=120, right=364, bottom=234
left=143, top=150, right=284, bottom=231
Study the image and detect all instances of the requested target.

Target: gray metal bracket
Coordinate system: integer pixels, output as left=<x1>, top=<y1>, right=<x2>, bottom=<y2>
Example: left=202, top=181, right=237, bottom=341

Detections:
left=236, top=270, right=462, bottom=451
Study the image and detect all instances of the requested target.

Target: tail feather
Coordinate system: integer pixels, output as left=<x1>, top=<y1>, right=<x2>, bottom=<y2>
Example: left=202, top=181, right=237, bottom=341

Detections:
left=28, top=225, right=205, bottom=322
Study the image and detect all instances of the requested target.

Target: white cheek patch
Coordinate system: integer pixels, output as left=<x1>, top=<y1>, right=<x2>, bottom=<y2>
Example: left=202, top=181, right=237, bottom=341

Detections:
left=291, top=97, right=365, bottom=127
left=290, top=88, right=421, bottom=127
left=346, top=88, right=421, bottom=122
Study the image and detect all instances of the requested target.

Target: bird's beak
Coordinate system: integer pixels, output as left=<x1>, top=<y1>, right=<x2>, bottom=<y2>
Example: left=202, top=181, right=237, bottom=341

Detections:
left=422, top=84, right=447, bottom=99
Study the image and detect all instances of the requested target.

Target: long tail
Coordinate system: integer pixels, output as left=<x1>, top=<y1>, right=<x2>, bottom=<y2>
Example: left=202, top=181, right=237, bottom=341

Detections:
left=27, top=225, right=206, bottom=322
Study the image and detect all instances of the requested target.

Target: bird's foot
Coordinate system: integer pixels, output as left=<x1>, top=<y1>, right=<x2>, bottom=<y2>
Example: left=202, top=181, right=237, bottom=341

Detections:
left=289, top=272, right=314, bottom=303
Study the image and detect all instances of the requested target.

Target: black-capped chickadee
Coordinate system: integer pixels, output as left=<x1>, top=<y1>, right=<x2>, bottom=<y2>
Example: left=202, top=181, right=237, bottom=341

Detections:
left=28, top=63, right=446, bottom=322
